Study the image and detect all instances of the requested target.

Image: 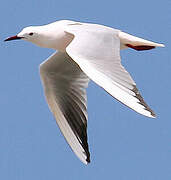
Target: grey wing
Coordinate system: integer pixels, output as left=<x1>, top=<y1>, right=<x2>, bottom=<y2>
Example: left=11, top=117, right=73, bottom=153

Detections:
left=65, top=24, right=155, bottom=118
left=39, top=51, right=90, bottom=164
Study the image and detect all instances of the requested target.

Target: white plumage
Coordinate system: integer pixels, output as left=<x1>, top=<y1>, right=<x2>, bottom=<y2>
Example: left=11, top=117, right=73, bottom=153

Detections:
left=5, top=20, right=164, bottom=164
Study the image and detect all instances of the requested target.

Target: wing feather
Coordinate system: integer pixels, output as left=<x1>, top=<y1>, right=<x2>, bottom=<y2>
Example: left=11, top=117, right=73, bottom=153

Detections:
left=39, top=51, right=90, bottom=164
left=65, top=24, right=155, bottom=118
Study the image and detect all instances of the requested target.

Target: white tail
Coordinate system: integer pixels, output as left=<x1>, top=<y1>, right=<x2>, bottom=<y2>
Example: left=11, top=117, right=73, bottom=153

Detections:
left=119, top=31, right=164, bottom=51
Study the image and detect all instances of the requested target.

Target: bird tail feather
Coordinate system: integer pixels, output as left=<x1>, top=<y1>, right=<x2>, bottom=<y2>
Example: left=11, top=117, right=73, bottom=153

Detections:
left=119, top=31, right=164, bottom=51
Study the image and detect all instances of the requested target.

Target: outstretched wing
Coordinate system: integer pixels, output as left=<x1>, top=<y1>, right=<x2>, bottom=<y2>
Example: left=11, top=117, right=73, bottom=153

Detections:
left=39, top=51, right=90, bottom=164
left=65, top=23, right=155, bottom=118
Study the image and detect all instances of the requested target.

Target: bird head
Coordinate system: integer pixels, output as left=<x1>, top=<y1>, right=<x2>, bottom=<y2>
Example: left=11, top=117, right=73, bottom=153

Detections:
left=4, top=26, right=40, bottom=42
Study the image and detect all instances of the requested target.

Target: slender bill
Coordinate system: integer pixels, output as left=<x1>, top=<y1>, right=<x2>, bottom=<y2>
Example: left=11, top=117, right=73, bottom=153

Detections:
left=4, top=35, right=23, bottom=42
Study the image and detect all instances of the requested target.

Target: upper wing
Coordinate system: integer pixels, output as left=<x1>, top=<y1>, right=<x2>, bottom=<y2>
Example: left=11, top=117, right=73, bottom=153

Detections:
left=65, top=24, right=155, bottom=118
left=39, top=51, right=90, bottom=164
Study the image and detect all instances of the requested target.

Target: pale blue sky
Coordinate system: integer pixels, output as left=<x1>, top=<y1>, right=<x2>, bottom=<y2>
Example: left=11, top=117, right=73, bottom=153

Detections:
left=1, top=0, right=170, bottom=179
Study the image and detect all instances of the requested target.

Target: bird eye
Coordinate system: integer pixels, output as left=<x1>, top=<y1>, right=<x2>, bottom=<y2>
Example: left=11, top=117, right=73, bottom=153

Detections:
left=29, top=32, right=34, bottom=36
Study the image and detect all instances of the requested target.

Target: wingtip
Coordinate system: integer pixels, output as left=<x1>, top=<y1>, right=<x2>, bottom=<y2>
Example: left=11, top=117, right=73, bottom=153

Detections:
left=149, top=111, right=156, bottom=118
left=147, top=107, right=156, bottom=118
left=132, top=85, right=157, bottom=118
left=85, top=160, right=90, bottom=165
left=81, top=157, right=90, bottom=165
left=86, top=157, right=90, bottom=164
left=83, top=153, right=90, bottom=164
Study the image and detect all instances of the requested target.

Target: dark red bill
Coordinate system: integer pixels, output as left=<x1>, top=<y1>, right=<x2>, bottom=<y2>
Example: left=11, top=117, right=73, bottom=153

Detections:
left=4, top=35, right=23, bottom=42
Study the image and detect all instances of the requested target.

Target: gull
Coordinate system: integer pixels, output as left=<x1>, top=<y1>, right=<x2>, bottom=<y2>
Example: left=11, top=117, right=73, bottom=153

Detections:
left=5, top=20, right=164, bottom=164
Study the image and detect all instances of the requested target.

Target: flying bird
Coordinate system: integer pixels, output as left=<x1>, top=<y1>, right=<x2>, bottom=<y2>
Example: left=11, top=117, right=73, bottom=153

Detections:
left=5, top=20, right=164, bottom=164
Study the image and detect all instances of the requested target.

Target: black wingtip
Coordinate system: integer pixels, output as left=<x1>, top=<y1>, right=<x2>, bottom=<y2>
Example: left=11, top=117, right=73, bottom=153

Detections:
left=86, top=156, right=90, bottom=164
left=132, top=85, right=156, bottom=118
